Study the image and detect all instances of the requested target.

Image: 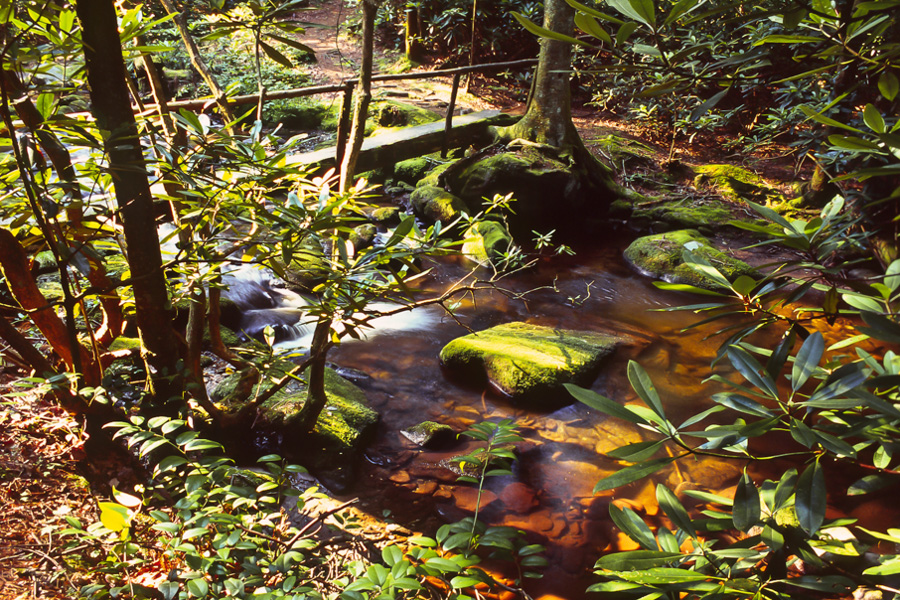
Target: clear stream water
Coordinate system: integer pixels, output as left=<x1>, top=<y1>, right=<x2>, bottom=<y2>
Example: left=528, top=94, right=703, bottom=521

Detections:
left=299, top=233, right=759, bottom=598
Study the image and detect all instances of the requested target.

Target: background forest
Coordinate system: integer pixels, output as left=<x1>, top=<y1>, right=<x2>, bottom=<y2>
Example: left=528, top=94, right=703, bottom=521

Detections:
left=1, top=0, right=899, bottom=598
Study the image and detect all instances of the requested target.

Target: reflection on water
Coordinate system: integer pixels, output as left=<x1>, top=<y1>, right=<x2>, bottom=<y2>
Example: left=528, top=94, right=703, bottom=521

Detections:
left=324, top=239, right=743, bottom=598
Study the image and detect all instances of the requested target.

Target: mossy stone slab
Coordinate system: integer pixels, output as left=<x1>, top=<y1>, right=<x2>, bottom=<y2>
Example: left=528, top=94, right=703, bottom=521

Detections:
left=440, top=322, right=620, bottom=404
left=462, top=220, right=512, bottom=265
left=212, top=363, right=378, bottom=491
left=623, top=229, right=757, bottom=290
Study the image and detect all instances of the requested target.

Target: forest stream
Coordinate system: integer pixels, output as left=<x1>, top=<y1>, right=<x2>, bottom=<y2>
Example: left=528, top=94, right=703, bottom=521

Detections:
left=232, top=228, right=782, bottom=598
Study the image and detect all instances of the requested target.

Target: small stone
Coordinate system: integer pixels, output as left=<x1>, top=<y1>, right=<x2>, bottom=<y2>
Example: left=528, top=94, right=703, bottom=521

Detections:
left=499, top=482, right=538, bottom=513
left=400, top=421, right=457, bottom=449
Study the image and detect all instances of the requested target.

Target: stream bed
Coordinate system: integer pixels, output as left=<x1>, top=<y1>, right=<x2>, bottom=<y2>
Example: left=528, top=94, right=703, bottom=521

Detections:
left=313, top=232, right=759, bottom=598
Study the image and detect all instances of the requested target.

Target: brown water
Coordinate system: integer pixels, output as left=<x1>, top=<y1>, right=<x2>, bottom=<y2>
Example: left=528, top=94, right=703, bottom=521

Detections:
left=325, top=236, right=748, bottom=598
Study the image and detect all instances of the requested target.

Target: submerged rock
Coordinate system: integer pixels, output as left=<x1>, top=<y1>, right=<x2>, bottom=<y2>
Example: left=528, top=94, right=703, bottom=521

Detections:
left=212, top=363, right=378, bottom=491
left=440, top=322, right=620, bottom=405
left=401, top=421, right=457, bottom=449
left=623, top=229, right=757, bottom=290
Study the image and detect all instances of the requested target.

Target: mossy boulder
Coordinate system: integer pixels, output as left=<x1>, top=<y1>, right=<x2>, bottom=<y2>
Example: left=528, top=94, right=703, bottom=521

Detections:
left=365, top=205, right=401, bottom=225
left=278, top=239, right=330, bottom=292
left=618, top=197, right=736, bottom=235
left=371, top=100, right=441, bottom=131
left=212, top=363, right=378, bottom=491
left=694, top=164, right=785, bottom=205
left=410, top=185, right=468, bottom=223
left=623, top=229, right=758, bottom=290
left=392, top=155, right=437, bottom=185
left=462, top=220, right=512, bottom=265
left=440, top=322, right=621, bottom=405
left=401, top=421, right=457, bottom=449
left=435, top=145, right=615, bottom=238
left=350, top=223, right=378, bottom=250
left=592, top=135, right=656, bottom=171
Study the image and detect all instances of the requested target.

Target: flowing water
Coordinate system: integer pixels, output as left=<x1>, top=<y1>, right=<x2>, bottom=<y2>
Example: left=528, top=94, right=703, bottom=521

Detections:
left=298, top=233, right=756, bottom=598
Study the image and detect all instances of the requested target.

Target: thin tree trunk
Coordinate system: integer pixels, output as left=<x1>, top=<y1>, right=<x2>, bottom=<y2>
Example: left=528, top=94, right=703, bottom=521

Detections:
left=156, top=0, right=237, bottom=130
left=339, top=0, right=377, bottom=193
left=76, top=0, right=184, bottom=409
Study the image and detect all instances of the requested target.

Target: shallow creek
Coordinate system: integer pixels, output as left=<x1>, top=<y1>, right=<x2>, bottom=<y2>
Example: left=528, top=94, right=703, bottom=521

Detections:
left=312, top=233, right=760, bottom=598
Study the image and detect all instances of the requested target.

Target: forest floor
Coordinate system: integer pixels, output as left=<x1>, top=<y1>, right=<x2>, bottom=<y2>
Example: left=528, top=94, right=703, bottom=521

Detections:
left=0, top=0, right=815, bottom=598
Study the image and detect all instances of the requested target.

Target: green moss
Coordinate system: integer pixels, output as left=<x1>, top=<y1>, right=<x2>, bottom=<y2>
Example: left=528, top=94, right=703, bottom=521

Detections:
left=370, top=100, right=441, bottom=133
left=108, top=336, right=142, bottom=352
left=462, top=220, right=512, bottom=265
left=440, top=322, right=620, bottom=403
left=410, top=186, right=468, bottom=223
left=624, top=229, right=757, bottom=290
left=401, top=421, right=456, bottom=448
left=694, top=164, right=785, bottom=205
left=418, top=160, right=455, bottom=188
left=631, top=197, right=735, bottom=235
left=393, top=155, right=438, bottom=185
left=592, top=134, right=656, bottom=170
left=366, top=206, right=401, bottom=225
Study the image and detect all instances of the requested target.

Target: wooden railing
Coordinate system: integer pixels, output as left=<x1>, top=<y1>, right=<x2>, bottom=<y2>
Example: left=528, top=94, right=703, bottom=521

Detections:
left=137, top=58, right=537, bottom=162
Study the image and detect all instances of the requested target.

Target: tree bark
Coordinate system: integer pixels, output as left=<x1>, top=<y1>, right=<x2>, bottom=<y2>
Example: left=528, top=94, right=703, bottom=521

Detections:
left=339, top=0, right=378, bottom=193
left=156, top=0, right=237, bottom=130
left=498, top=0, right=580, bottom=147
left=76, top=0, right=184, bottom=409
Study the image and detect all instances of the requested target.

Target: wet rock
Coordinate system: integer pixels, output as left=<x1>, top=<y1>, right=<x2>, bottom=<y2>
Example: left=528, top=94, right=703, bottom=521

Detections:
left=462, top=220, right=512, bottom=266
left=349, top=223, right=377, bottom=251
left=677, top=456, right=742, bottom=490
left=624, top=197, right=735, bottom=236
left=440, top=322, right=621, bottom=404
left=410, top=185, right=468, bottom=224
left=401, top=421, right=457, bottom=449
left=452, top=486, right=498, bottom=512
left=624, top=229, right=758, bottom=291
left=365, top=205, right=401, bottom=225
left=211, top=363, right=378, bottom=492
left=498, top=481, right=538, bottom=513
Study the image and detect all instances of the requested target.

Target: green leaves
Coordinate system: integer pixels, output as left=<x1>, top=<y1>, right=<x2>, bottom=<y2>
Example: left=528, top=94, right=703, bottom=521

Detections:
left=796, top=460, right=826, bottom=535
left=732, top=471, right=760, bottom=531
left=607, top=0, right=657, bottom=28
left=594, top=457, right=676, bottom=493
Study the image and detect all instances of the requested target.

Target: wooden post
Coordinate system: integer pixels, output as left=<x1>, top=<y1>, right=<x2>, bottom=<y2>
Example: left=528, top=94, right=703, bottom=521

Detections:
left=335, top=82, right=354, bottom=168
left=442, top=72, right=461, bottom=158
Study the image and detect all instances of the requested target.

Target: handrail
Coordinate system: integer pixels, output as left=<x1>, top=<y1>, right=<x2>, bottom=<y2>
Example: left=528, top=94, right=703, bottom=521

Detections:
left=136, top=58, right=537, bottom=115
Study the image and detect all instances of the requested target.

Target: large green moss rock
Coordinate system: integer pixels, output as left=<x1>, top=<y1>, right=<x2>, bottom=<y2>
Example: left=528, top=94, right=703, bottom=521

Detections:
left=440, top=322, right=621, bottom=404
left=410, top=185, right=468, bottom=223
left=462, top=220, right=512, bottom=265
left=212, top=363, right=379, bottom=491
left=694, top=164, right=785, bottom=205
left=435, top=145, right=615, bottom=238
left=371, top=100, right=441, bottom=131
left=623, top=229, right=757, bottom=290
left=623, top=197, right=736, bottom=235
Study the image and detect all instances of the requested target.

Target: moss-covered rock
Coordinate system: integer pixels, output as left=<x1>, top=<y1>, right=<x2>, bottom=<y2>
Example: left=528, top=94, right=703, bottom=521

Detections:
left=410, top=185, right=468, bottom=223
left=401, top=421, right=457, bottom=449
left=462, top=220, right=512, bottom=265
left=365, top=205, right=402, bottom=225
left=436, top=145, right=616, bottom=238
left=592, top=135, right=656, bottom=171
left=694, top=164, right=785, bottom=205
left=626, top=197, right=736, bottom=235
left=392, top=155, right=437, bottom=185
left=623, top=229, right=757, bottom=290
left=350, top=223, right=378, bottom=250
left=372, top=100, right=441, bottom=131
left=440, top=322, right=621, bottom=405
left=211, top=363, right=378, bottom=491
left=279, top=239, right=330, bottom=291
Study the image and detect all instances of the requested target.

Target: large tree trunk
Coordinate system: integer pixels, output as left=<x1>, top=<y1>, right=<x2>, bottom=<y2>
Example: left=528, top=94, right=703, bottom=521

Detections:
left=498, top=0, right=581, bottom=148
left=76, top=0, right=184, bottom=410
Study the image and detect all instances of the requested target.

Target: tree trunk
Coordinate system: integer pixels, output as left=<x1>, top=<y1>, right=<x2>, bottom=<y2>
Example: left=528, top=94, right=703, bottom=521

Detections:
left=76, top=0, right=184, bottom=409
left=157, top=0, right=237, bottom=130
left=498, top=0, right=580, bottom=148
left=339, top=0, right=378, bottom=193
